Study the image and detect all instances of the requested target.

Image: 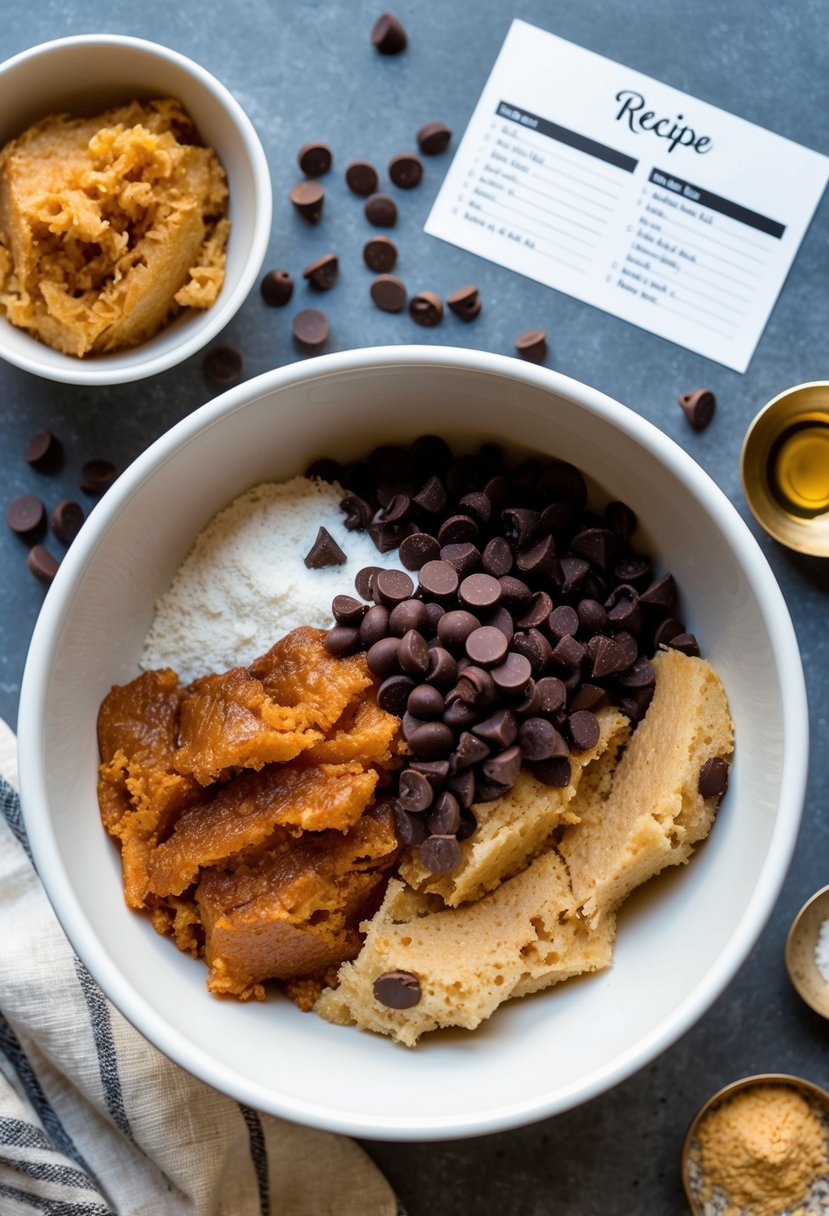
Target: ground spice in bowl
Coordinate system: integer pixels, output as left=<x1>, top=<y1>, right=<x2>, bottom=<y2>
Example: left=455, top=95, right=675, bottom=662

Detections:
left=685, top=1078, right=829, bottom=1215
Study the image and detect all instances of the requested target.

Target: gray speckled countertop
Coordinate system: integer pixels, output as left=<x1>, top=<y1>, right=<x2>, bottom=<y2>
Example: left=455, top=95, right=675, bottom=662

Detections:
left=1, top=3, right=827, bottom=1213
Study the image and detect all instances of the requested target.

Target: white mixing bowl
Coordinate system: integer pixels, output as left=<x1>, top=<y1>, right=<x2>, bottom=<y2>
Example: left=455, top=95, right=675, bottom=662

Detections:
left=18, top=347, right=808, bottom=1138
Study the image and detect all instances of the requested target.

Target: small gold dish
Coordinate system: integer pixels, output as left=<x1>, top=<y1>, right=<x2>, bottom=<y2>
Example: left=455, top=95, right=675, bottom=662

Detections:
left=681, top=1073, right=829, bottom=1214
left=741, top=381, right=829, bottom=557
left=785, top=884, right=829, bottom=1019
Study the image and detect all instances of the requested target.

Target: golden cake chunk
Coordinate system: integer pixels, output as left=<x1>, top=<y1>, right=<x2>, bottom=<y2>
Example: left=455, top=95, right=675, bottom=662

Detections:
left=558, top=649, right=733, bottom=925
left=0, top=99, right=228, bottom=356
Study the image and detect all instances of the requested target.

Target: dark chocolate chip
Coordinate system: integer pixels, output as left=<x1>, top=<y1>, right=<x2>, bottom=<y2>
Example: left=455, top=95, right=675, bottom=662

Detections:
left=590, top=635, right=628, bottom=678
left=398, top=629, right=431, bottom=675
left=289, top=180, right=325, bottom=223
left=560, top=556, right=590, bottom=595
left=548, top=605, right=580, bottom=639
left=458, top=491, right=491, bottom=524
left=332, top=594, right=367, bottom=625
left=399, top=531, right=441, bottom=570
left=373, top=970, right=421, bottom=1010
left=324, top=625, right=362, bottom=656
left=465, top=625, right=508, bottom=668
left=307, top=457, right=343, bottom=482
left=502, top=507, right=540, bottom=548
left=347, top=161, right=380, bottom=196
left=78, top=459, right=118, bottom=496
left=614, top=631, right=639, bottom=667
left=516, top=535, right=561, bottom=580
left=486, top=606, right=515, bottom=641
left=640, top=573, right=678, bottom=611
left=482, top=536, right=513, bottom=577
left=49, top=499, right=84, bottom=546
left=519, top=717, right=569, bottom=762
left=577, top=598, right=609, bottom=634
left=516, top=591, right=553, bottom=631
left=389, top=597, right=428, bottom=635
left=409, top=291, right=443, bottom=326
left=482, top=743, right=522, bottom=788
left=302, top=252, right=339, bottom=290
left=304, top=526, right=346, bottom=568
left=668, top=632, right=701, bottom=657
left=364, top=236, right=398, bottom=272
left=24, top=430, right=59, bottom=466
left=604, top=500, right=638, bottom=539
left=260, top=268, right=294, bottom=307
left=367, top=636, right=401, bottom=678
left=443, top=698, right=480, bottom=729
left=360, top=604, right=390, bottom=645
left=568, top=710, right=600, bottom=752
left=448, top=769, right=476, bottom=809
left=472, top=707, right=518, bottom=749
left=389, top=152, right=423, bottom=189
left=653, top=617, right=683, bottom=648
left=529, top=756, right=572, bottom=787
left=427, top=791, right=461, bottom=836
left=26, top=544, right=59, bottom=585
left=426, top=646, right=458, bottom=689
left=447, top=284, right=481, bottom=322
left=7, top=494, right=45, bottom=535
left=569, top=683, right=609, bottom=712
left=417, top=121, right=452, bottom=155
left=440, top=542, right=480, bottom=574
left=340, top=494, right=373, bottom=531
left=512, top=628, right=553, bottom=674
left=419, top=833, right=461, bottom=873
left=409, top=721, right=454, bottom=759
left=536, top=676, right=567, bottom=716
left=365, top=192, right=398, bottom=227
left=377, top=673, right=415, bottom=714
left=355, top=565, right=382, bottom=600
left=408, top=684, right=445, bottom=720
left=514, top=329, right=547, bottom=361
left=453, top=730, right=491, bottom=770
left=550, top=634, right=585, bottom=671
left=438, top=609, right=480, bottom=652
left=412, top=474, right=447, bottom=515
left=571, top=527, right=614, bottom=570
left=699, top=756, right=729, bottom=799
left=371, top=11, right=408, bottom=53
left=454, top=665, right=497, bottom=706
left=394, top=805, right=427, bottom=847
left=370, top=274, right=407, bottom=312
left=398, top=769, right=434, bottom=813
left=618, top=656, right=655, bottom=689
left=437, top=514, right=478, bottom=546
left=297, top=141, right=332, bottom=177
left=474, top=776, right=511, bottom=803
left=491, top=651, right=532, bottom=694
left=292, top=307, right=329, bottom=349
left=419, top=559, right=459, bottom=599
left=375, top=568, right=415, bottom=605
left=679, top=388, right=716, bottom=431
left=613, top=556, right=651, bottom=588
left=412, top=759, right=451, bottom=786
left=459, top=572, right=501, bottom=611
left=204, top=347, right=243, bottom=386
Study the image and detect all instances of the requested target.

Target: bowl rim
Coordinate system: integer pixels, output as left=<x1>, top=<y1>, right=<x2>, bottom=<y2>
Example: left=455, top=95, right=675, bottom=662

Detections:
left=0, top=33, right=272, bottom=385
left=17, top=345, right=810, bottom=1138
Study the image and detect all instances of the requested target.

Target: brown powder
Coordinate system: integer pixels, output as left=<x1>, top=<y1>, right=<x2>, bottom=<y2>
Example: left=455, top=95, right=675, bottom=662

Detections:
left=697, top=1083, right=828, bottom=1215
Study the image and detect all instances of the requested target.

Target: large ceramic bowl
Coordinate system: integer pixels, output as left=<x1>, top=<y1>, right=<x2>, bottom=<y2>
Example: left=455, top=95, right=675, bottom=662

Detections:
left=0, top=34, right=271, bottom=384
left=18, top=347, right=808, bottom=1139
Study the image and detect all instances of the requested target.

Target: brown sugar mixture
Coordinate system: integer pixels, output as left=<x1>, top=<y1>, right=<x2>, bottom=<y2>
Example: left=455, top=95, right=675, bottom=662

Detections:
left=0, top=98, right=229, bottom=356
left=97, top=627, right=403, bottom=1002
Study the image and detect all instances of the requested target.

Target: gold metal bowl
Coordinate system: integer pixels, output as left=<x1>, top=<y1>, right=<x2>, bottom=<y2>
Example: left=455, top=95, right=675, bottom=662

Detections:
left=681, top=1073, right=829, bottom=1214
left=741, top=381, right=829, bottom=557
left=786, top=884, right=829, bottom=1019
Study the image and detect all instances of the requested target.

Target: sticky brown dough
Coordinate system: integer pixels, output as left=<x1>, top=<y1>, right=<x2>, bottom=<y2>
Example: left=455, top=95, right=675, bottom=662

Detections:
left=0, top=98, right=229, bottom=356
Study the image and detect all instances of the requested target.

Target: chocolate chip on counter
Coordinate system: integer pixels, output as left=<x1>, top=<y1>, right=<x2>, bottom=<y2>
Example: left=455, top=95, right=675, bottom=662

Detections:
left=373, top=970, right=421, bottom=1009
left=375, top=568, right=415, bottom=605
left=302, top=253, right=339, bottom=290
left=290, top=179, right=325, bottom=223
left=343, top=161, right=378, bottom=198
left=389, top=152, right=423, bottom=189
left=204, top=347, right=242, bottom=386
left=399, top=531, right=440, bottom=570
left=324, top=624, right=362, bottom=656
left=260, top=268, right=294, bottom=308
left=419, top=833, right=461, bottom=873
left=398, top=768, right=434, bottom=813
left=417, top=121, right=452, bottom=155
left=699, top=756, right=729, bottom=799
left=79, top=460, right=119, bottom=495
left=49, top=499, right=84, bottom=546
left=7, top=494, right=45, bottom=536
left=371, top=11, right=408, bottom=54
left=514, top=329, right=547, bottom=362
left=398, top=629, right=431, bottom=675
left=419, top=559, right=459, bottom=600
left=26, top=544, right=59, bottom=586
left=24, top=430, right=60, bottom=467
left=679, top=388, right=716, bottom=431
left=446, top=284, right=481, bottom=322
left=378, top=673, right=415, bottom=714
left=365, top=192, right=398, bottom=227
left=409, top=291, right=443, bottom=327
left=568, top=709, right=600, bottom=752
left=297, top=141, right=332, bottom=177
left=491, top=651, right=532, bottom=694
left=332, top=594, right=367, bottom=625
left=370, top=274, right=407, bottom=313
left=292, top=307, right=329, bottom=349
left=364, top=236, right=398, bottom=273
left=304, top=526, right=346, bottom=568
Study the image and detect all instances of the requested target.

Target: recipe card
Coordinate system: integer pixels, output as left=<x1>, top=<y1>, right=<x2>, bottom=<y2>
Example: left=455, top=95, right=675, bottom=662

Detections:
left=425, top=20, right=829, bottom=372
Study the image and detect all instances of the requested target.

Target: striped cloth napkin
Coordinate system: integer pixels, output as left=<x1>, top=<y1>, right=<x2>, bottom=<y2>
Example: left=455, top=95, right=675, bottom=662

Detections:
left=0, top=720, right=400, bottom=1216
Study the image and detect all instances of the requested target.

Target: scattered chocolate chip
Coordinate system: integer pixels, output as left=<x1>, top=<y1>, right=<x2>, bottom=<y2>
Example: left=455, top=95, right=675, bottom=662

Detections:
left=49, top=499, right=84, bottom=545
left=438, top=609, right=480, bottom=650
left=360, top=604, right=390, bottom=646
left=427, top=791, right=461, bottom=835
left=375, top=568, right=415, bottom=605
left=568, top=710, right=600, bottom=752
left=679, top=388, right=716, bottom=431
left=389, top=598, right=428, bottom=635
left=514, top=329, right=547, bottom=362
left=409, top=720, right=454, bottom=759
left=419, top=559, right=459, bottom=599
left=699, top=756, right=729, bottom=799
left=529, top=756, right=572, bottom=787
left=7, top=494, right=45, bottom=536
left=483, top=743, right=522, bottom=787
left=364, top=236, right=398, bottom=272
left=79, top=460, right=118, bottom=495
left=324, top=624, right=361, bottom=656
left=373, top=970, right=421, bottom=1009
left=367, top=636, right=401, bottom=678
left=419, top=833, right=461, bottom=873
left=370, top=274, right=407, bottom=313
left=417, top=121, right=452, bottom=155
left=412, top=475, right=447, bottom=515
left=332, top=594, right=366, bottom=625
left=292, top=307, right=329, bottom=349
left=204, top=347, right=242, bottom=386
left=459, top=572, right=501, bottom=611
left=378, top=673, right=415, bottom=714
left=365, top=192, right=398, bottom=227
left=481, top=536, right=513, bottom=578
left=302, top=253, right=339, bottom=290
left=389, top=152, right=423, bottom=189
left=491, top=651, right=532, bottom=694
left=447, top=286, right=482, bottom=323
left=399, top=531, right=440, bottom=570
left=26, top=544, right=59, bottom=586
left=346, top=160, right=380, bottom=197
left=409, top=291, right=443, bottom=326
left=465, top=625, right=508, bottom=668
left=408, top=683, right=445, bottom=720
left=297, top=141, right=332, bottom=177
left=289, top=180, right=325, bottom=223
left=371, top=11, right=408, bottom=54
left=668, top=632, right=701, bottom=657
left=398, top=628, right=431, bottom=675
left=260, top=268, right=294, bottom=308
left=398, top=769, right=434, bottom=813
left=394, top=806, right=427, bottom=847
left=24, top=430, right=59, bottom=467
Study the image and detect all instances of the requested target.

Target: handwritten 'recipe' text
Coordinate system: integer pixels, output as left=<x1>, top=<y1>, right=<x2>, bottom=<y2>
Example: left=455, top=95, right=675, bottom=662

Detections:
left=614, top=90, right=713, bottom=154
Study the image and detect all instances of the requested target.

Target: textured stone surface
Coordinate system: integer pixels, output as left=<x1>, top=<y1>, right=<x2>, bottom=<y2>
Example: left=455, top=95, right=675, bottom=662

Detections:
left=0, top=2, right=827, bottom=1213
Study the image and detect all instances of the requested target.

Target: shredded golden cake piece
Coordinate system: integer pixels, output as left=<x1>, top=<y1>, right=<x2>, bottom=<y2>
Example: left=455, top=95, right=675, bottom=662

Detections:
left=0, top=98, right=228, bottom=355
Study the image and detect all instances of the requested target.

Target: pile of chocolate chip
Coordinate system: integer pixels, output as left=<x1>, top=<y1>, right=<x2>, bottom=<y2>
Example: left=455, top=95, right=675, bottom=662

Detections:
left=313, top=436, right=699, bottom=875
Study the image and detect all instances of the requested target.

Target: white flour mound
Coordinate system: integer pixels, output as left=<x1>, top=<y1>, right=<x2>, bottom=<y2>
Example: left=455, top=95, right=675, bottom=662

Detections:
left=141, top=476, right=397, bottom=683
